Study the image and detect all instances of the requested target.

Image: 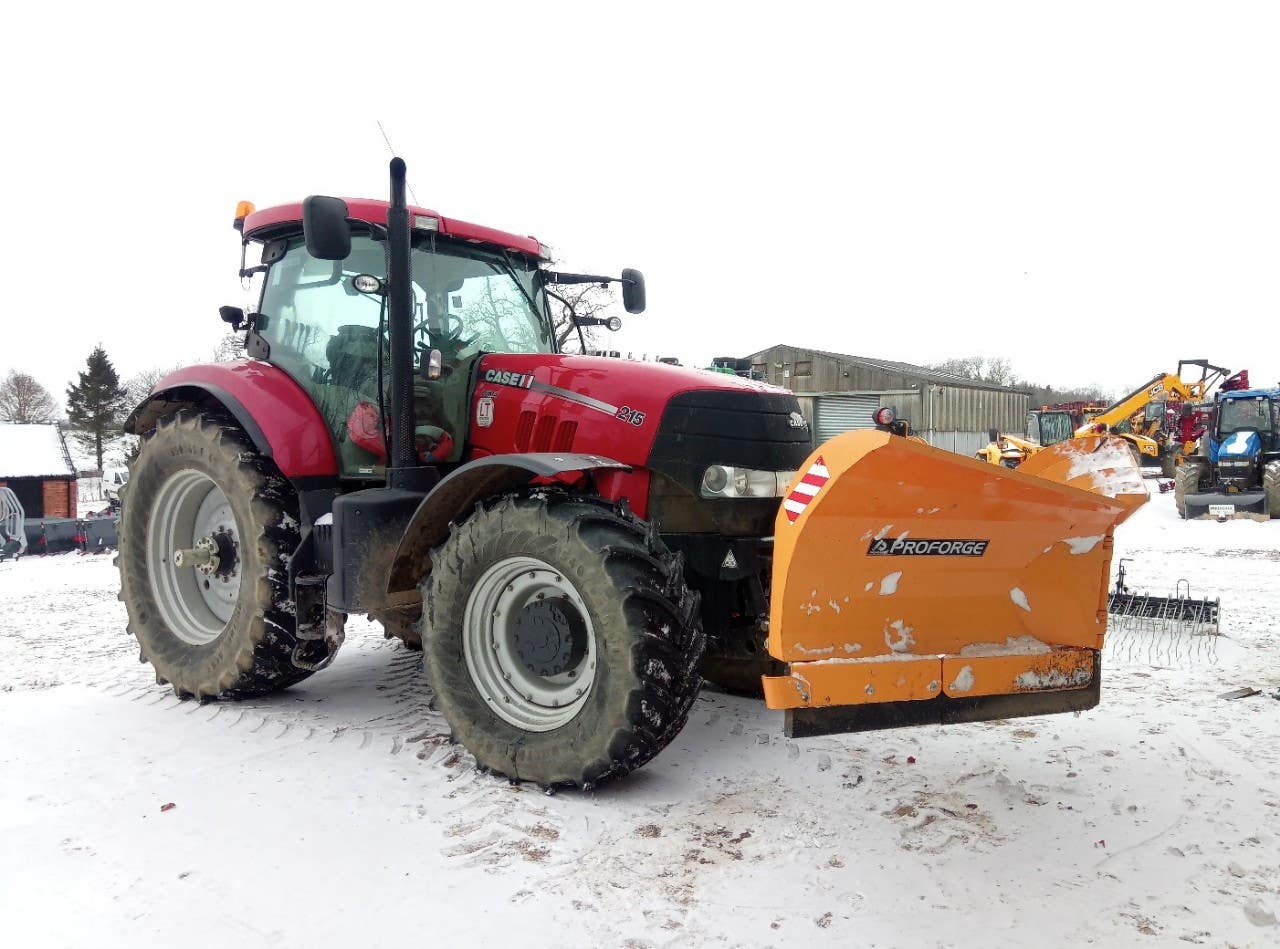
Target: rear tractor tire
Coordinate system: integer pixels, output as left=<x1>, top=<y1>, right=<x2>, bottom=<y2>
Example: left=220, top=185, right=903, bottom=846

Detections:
left=1265, top=460, right=1280, bottom=519
left=1174, top=461, right=1206, bottom=519
left=421, top=493, right=705, bottom=787
left=118, top=411, right=337, bottom=700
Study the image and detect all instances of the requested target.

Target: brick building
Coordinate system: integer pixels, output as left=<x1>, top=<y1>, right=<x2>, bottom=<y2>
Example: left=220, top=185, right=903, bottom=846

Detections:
left=0, top=423, right=78, bottom=518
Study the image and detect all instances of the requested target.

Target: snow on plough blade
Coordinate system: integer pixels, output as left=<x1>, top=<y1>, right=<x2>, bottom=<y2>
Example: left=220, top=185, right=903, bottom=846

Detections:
left=763, top=433, right=1147, bottom=737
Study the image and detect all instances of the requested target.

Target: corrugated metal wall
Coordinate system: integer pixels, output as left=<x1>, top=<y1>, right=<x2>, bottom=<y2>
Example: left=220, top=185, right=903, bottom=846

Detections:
left=754, top=345, right=1026, bottom=452
left=931, top=386, right=1024, bottom=433
left=923, top=430, right=987, bottom=456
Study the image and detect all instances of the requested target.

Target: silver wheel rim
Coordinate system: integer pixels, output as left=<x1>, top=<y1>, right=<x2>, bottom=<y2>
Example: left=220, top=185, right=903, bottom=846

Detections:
left=463, top=555, right=597, bottom=732
left=146, top=469, right=241, bottom=646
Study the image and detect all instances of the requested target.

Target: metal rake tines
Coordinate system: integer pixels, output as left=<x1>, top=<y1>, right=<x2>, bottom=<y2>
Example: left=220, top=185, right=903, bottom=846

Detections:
left=1105, top=593, right=1221, bottom=667
left=1106, top=592, right=1220, bottom=627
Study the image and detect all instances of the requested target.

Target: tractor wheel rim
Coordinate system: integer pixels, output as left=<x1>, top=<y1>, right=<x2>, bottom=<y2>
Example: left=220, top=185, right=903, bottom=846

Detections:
left=147, top=469, right=241, bottom=646
left=463, top=555, right=597, bottom=732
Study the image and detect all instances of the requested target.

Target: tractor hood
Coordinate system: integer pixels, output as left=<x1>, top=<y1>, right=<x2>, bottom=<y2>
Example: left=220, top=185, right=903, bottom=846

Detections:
left=467, top=353, right=813, bottom=496
left=1211, top=430, right=1262, bottom=461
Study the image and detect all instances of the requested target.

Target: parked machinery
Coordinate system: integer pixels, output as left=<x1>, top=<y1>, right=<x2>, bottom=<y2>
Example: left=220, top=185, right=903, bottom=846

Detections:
left=1176, top=385, right=1280, bottom=520
left=979, top=361, right=1230, bottom=473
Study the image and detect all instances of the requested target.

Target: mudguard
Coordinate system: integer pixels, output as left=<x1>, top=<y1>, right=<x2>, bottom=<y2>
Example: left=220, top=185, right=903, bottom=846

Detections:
left=386, top=452, right=631, bottom=594
left=124, top=363, right=338, bottom=480
left=762, top=432, right=1147, bottom=735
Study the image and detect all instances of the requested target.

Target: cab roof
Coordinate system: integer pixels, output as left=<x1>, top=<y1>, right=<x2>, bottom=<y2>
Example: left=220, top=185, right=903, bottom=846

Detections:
left=1220, top=388, right=1280, bottom=400
left=241, top=198, right=543, bottom=258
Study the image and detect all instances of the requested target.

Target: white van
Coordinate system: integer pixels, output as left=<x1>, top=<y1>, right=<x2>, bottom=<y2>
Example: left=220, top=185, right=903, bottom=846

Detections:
left=103, top=467, right=129, bottom=502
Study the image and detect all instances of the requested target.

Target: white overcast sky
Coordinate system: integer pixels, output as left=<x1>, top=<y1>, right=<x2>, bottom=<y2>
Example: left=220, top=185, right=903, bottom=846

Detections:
left=3, top=1, right=1278, bottom=407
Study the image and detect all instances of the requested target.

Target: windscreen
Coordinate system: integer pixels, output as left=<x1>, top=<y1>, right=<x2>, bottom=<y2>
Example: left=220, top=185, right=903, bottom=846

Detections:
left=1219, top=397, right=1272, bottom=435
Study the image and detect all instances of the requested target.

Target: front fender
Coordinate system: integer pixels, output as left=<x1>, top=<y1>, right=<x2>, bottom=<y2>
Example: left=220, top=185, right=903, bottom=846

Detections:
left=387, top=452, right=630, bottom=593
left=124, top=362, right=338, bottom=480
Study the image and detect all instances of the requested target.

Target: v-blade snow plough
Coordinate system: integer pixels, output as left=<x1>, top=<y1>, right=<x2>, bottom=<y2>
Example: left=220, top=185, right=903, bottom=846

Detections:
left=763, top=432, right=1147, bottom=736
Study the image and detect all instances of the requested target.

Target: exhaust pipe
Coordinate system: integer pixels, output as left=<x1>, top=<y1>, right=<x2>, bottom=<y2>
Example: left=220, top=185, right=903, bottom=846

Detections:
left=386, top=158, right=416, bottom=473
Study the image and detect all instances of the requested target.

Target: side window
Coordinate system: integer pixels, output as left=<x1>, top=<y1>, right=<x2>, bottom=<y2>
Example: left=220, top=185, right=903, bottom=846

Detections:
left=260, top=237, right=387, bottom=390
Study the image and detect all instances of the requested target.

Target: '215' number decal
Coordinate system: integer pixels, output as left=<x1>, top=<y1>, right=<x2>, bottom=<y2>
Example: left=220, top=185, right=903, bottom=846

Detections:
left=616, top=406, right=646, bottom=426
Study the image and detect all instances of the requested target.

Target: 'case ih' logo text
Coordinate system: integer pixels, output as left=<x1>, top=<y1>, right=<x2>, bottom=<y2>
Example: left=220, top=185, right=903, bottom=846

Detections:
left=484, top=369, right=534, bottom=389
left=868, top=538, right=990, bottom=556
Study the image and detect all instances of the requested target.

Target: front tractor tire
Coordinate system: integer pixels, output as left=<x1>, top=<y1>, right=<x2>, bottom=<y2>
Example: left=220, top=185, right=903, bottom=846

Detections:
left=1174, top=460, right=1206, bottom=519
left=421, top=493, right=705, bottom=788
left=119, top=412, right=332, bottom=700
left=1265, top=460, right=1280, bottom=518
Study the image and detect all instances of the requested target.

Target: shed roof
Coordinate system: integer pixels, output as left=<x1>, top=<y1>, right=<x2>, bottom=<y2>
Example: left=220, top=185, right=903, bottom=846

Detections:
left=0, top=423, right=77, bottom=478
left=749, top=344, right=1032, bottom=394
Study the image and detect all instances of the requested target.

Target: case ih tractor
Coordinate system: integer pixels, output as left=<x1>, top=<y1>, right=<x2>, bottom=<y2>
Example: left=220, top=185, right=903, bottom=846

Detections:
left=120, top=159, right=1146, bottom=787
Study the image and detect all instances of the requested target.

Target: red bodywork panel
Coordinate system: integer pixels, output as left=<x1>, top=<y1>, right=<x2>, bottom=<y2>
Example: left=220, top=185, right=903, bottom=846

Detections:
left=242, top=198, right=543, bottom=257
left=151, top=363, right=339, bottom=479
left=469, top=354, right=783, bottom=515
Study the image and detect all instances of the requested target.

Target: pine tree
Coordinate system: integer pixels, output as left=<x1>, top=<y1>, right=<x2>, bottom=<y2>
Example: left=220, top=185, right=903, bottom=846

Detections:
left=65, top=346, right=130, bottom=471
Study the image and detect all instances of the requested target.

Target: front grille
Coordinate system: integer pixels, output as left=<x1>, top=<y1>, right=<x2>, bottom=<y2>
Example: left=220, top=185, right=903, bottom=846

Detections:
left=647, top=389, right=814, bottom=537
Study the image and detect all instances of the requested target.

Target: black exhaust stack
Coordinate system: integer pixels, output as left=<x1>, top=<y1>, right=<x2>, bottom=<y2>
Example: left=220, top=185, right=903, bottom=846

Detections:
left=386, top=158, right=414, bottom=472
left=384, top=158, right=436, bottom=492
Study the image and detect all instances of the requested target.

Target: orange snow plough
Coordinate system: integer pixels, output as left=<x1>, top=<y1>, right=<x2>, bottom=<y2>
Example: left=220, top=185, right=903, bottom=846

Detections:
left=763, top=432, right=1146, bottom=736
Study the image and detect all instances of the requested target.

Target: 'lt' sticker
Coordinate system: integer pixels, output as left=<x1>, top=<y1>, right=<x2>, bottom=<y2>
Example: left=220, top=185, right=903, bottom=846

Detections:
left=476, top=397, right=495, bottom=428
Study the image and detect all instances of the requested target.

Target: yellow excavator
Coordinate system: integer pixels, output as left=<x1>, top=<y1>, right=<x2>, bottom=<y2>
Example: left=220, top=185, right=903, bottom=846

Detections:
left=980, top=360, right=1229, bottom=473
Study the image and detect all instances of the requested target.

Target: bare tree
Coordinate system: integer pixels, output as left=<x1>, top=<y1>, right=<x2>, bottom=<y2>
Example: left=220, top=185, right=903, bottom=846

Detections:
left=213, top=332, right=245, bottom=362
left=930, top=355, right=1019, bottom=387
left=124, top=365, right=184, bottom=411
left=930, top=356, right=991, bottom=382
left=546, top=282, right=616, bottom=352
left=928, top=356, right=1110, bottom=406
left=0, top=370, right=59, bottom=423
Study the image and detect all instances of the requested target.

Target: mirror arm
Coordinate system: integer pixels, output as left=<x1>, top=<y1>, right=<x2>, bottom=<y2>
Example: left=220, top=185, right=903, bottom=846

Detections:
left=545, top=271, right=615, bottom=287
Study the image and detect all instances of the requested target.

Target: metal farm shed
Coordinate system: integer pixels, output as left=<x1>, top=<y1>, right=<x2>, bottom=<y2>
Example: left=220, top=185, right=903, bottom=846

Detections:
left=745, top=344, right=1029, bottom=455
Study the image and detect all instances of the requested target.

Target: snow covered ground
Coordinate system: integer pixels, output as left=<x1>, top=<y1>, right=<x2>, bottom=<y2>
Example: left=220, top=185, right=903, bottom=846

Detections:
left=1, top=489, right=1277, bottom=947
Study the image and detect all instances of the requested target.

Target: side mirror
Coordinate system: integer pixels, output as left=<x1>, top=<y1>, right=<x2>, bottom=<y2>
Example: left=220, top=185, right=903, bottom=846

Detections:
left=302, top=195, right=352, bottom=260
left=219, top=305, right=245, bottom=330
left=621, top=268, right=645, bottom=314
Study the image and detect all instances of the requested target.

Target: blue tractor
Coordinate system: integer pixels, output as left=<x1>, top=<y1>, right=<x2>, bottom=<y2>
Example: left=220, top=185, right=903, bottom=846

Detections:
left=1176, top=387, right=1280, bottom=519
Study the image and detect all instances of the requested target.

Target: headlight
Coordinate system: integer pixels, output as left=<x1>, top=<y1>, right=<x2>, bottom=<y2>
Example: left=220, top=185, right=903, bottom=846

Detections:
left=700, top=465, right=797, bottom=498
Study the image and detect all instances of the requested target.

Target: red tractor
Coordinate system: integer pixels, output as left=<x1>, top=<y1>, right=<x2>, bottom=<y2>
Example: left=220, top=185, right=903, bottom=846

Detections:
left=120, top=160, right=1143, bottom=787
left=119, top=160, right=813, bottom=787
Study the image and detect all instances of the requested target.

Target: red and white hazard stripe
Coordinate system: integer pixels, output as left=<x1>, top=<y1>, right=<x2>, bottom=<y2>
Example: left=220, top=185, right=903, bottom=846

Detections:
left=783, top=456, right=830, bottom=524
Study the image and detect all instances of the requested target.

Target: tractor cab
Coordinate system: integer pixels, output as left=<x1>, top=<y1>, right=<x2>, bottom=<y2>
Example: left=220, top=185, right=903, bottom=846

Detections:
left=243, top=214, right=555, bottom=477
left=1025, top=409, right=1074, bottom=448
left=1211, top=390, right=1280, bottom=457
